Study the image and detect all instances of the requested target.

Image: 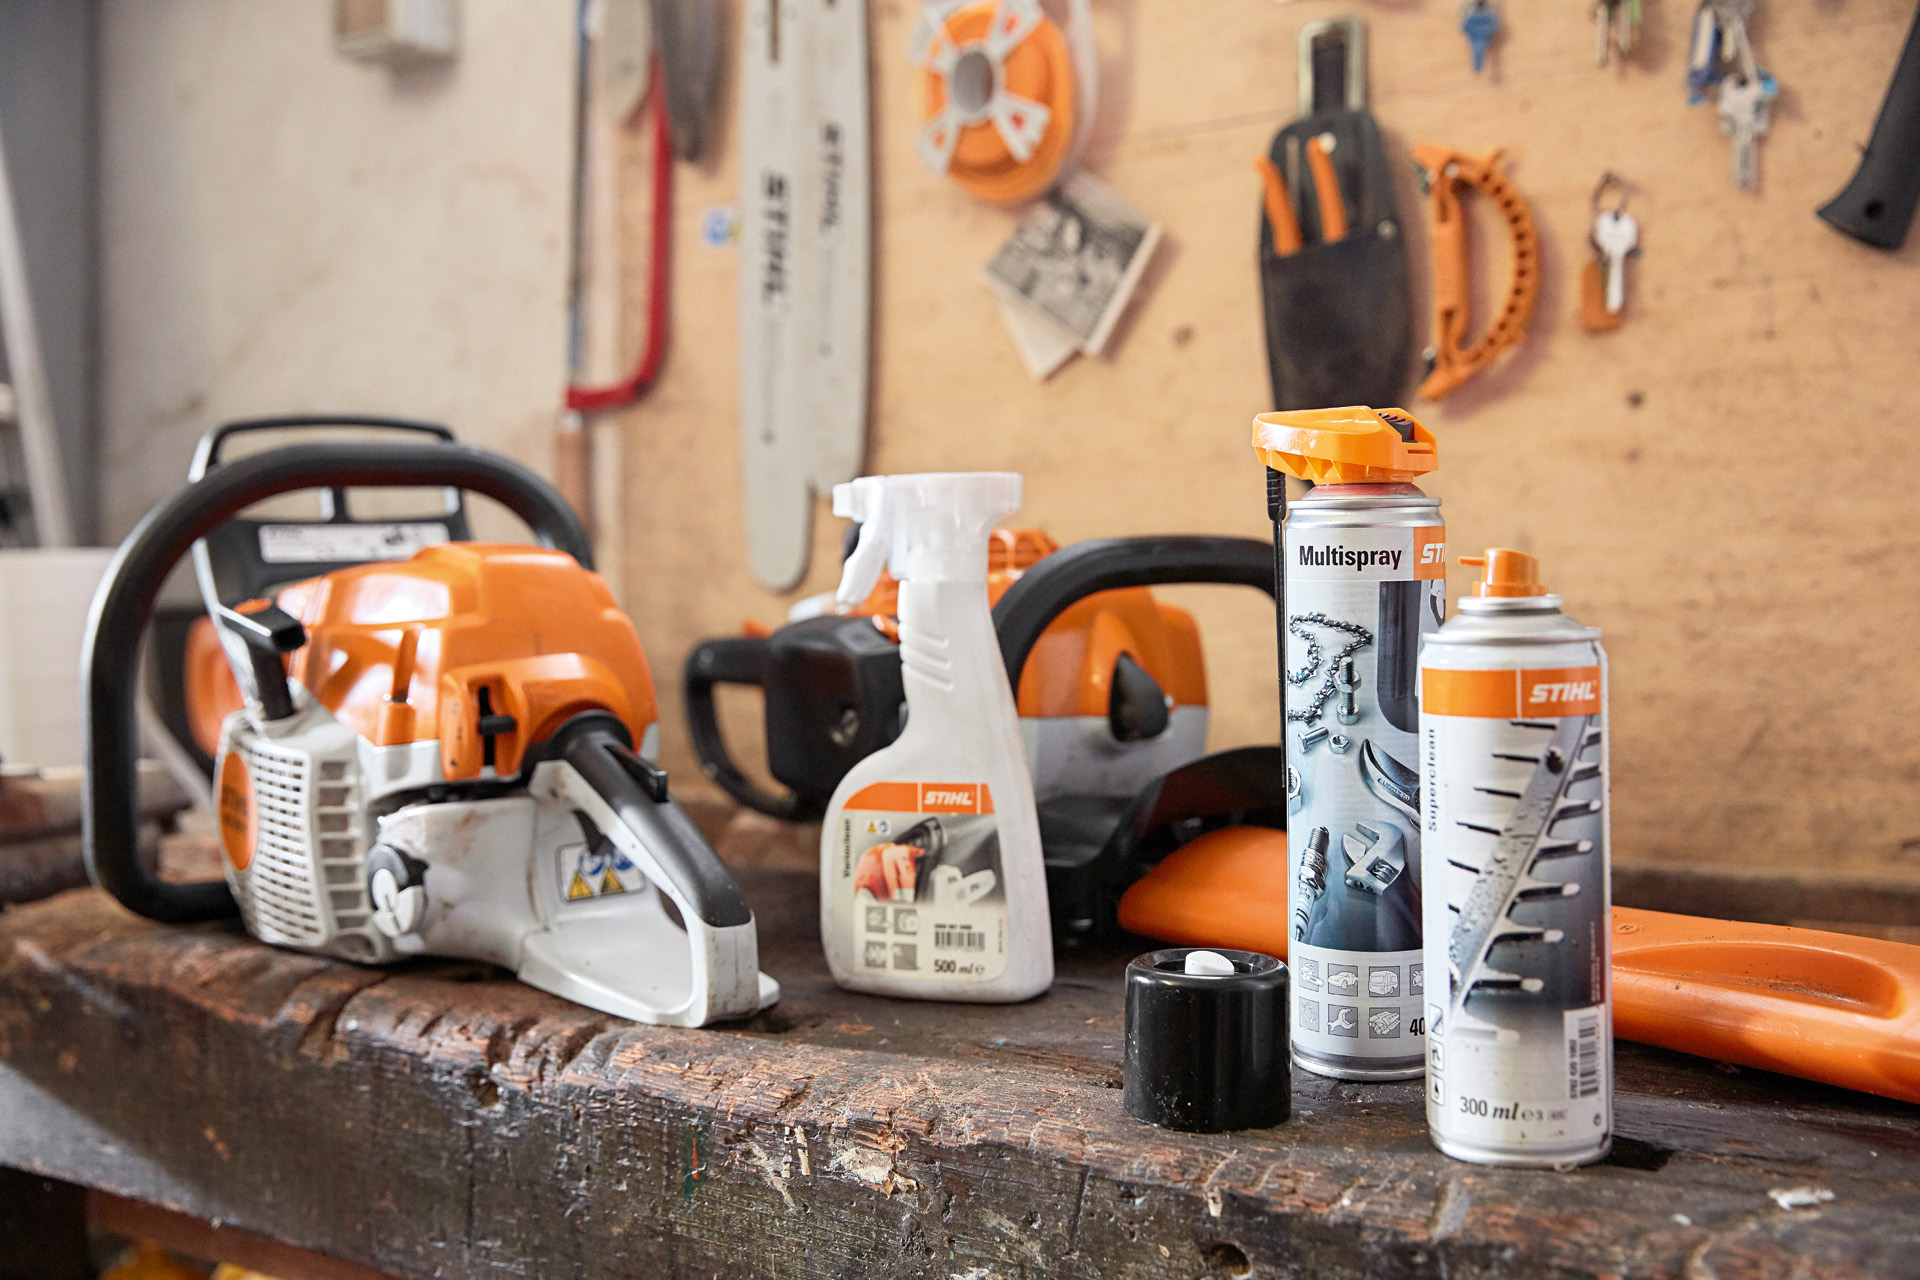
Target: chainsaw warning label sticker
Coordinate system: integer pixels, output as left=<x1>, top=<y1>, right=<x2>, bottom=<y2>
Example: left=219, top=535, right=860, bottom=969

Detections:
left=258, top=521, right=450, bottom=565
left=831, top=783, right=1007, bottom=983
left=557, top=820, right=644, bottom=902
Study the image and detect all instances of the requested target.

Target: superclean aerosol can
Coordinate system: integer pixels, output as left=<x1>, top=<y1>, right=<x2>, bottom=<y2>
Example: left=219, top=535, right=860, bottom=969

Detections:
left=1420, top=548, right=1611, bottom=1167
left=1253, top=407, right=1443, bottom=1081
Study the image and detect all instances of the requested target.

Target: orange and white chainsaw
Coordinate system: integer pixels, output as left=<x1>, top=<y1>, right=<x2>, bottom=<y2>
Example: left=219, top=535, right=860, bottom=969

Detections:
left=85, top=423, right=776, bottom=1027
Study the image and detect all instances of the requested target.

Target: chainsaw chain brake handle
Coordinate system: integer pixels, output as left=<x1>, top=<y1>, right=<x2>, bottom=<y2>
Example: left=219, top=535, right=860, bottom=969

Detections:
left=1413, top=143, right=1541, bottom=401
left=1258, top=16, right=1413, bottom=413
left=85, top=441, right=594, bottom=924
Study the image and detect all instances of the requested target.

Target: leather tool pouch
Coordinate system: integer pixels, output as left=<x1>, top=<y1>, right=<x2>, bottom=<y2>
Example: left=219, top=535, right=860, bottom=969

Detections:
left=1258, top=111, right=1412, bottom=411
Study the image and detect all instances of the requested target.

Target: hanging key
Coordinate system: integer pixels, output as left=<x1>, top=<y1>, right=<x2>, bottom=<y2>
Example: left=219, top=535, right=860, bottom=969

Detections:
left=1594, top=0, right=1619, bottom=67
left=1461, top=0, right=1500, bottom=73
left=1579, top=173, right=1636, bottom=333
left=1718, top=72, right=1776, bottom=190
left=1709, top=0, right=1759, bottom=85
left=1592, top=208, right=1638, bottom=314
left=1686, top=0, right=1721, bottom=102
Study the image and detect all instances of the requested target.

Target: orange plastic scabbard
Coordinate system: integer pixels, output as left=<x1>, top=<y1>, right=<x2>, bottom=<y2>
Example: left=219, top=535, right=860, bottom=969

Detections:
left=1612, top=907, right=1920, bottom=1105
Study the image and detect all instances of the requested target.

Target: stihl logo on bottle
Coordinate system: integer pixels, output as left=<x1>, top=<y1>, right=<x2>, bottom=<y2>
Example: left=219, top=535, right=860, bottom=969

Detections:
left=1528, top=680, right=1597, bottom=706
left=1519, top=667, right=1603, bottom=717
left=1424, top=666, right=1602, bottom=718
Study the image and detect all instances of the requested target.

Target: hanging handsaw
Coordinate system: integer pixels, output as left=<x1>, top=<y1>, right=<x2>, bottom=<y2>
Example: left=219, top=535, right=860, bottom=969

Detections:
left=737, top=0, right=872, bottom=591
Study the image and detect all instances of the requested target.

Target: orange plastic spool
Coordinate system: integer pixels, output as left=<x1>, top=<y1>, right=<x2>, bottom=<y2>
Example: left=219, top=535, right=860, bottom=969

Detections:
left=913, top=0, right=1077, bottom=204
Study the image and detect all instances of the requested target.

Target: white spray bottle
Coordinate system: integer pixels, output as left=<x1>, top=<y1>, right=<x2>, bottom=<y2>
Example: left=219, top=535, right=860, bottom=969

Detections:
left=819, top=472, right=1053, bottom=1001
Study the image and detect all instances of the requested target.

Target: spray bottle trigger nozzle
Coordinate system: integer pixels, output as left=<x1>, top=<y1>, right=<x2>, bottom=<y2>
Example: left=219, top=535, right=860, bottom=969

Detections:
left=834, top=481, right=889, bottom=607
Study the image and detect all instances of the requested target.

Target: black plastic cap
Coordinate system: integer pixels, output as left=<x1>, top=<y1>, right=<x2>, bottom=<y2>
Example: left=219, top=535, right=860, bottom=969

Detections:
left=1124, top=948, right=1290, bottom=1133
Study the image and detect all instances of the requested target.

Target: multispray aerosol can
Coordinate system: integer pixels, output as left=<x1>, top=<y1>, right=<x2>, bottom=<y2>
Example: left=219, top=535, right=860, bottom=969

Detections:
left=1253, top=407, right=1443, bottom=1081
left=1420, top=548, right=1611, bottom=1167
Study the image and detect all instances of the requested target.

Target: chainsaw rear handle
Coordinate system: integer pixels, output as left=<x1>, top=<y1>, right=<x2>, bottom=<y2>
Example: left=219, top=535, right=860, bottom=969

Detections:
left=682, top=635, right=812, bottom=820
left=993, top=536, right=1277, bottom=690
left=85, top=441, right=594, bottom=924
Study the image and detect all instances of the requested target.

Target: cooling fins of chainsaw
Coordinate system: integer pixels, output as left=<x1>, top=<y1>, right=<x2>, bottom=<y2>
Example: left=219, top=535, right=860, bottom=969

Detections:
left=1257, top=17, right=1413, bottom=412
left=85, top=433, right=777, bottom=1027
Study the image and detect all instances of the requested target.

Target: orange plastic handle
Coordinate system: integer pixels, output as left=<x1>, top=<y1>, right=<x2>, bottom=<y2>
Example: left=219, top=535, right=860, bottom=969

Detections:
left=1613, top=907, right=1920, bottom=1106
left=1254, top=156, right=1303, bottom=256
left=1303, top=135, right=1348, bottom=243
left=1412, top=144, right=1540, bottom=401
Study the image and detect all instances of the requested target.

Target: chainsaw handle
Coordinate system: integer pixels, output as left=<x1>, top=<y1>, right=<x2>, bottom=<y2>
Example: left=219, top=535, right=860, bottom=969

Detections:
left=86, top=441, right=593, bottom=923
left=683, top=635, right=817, bottom=820
left=993, top=536, right=1276, bottom=691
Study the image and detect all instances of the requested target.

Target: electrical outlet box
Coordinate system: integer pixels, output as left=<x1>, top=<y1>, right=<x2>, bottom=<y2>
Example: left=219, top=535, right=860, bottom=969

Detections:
left=334, top=0, right=459, bottom=64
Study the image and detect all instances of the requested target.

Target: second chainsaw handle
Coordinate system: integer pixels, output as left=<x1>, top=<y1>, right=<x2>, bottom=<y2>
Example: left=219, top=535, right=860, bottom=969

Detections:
left=683, top=634, right=821, bottom=821
left=1413, top=144, right=1541, bottom=401
left=86, top=441, right=594, bottom=924
left=993, top=535, right=1277, bottom=690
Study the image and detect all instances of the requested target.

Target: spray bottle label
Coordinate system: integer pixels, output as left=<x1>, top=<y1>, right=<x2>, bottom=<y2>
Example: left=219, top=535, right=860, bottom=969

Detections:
left=831, top=782, right=1008, bottom=983
left=1285, top=523, right=1444, bottom=1072
left=1420, top=663, right=1611, bottom=1156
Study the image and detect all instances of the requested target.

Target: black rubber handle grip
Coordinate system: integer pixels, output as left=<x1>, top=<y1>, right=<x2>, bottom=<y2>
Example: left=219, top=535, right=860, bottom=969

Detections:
left=993, top=536, right=1277, bottom=690
left=85, top=441, right=593, bottom=923
left=1817, top=6, right=1920, bottom=250
left=683, top=636, right=815, bottom=820
left=561, top=725, right=753, bottom=929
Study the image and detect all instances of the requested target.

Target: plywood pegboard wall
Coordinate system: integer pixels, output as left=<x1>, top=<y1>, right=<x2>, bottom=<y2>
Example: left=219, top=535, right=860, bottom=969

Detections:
left=607, top=0, right=1920, bottom=877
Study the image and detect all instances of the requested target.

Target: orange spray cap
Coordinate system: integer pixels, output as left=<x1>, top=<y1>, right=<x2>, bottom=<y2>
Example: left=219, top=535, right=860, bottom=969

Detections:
left=1251, top=406, right=1439, bottom=484
left=1460, top=548, right=1547, bottom=597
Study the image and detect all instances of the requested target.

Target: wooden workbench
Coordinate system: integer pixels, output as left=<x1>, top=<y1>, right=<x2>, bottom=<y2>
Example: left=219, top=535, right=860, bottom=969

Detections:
left=2, top=867, right=1917, bottom=1280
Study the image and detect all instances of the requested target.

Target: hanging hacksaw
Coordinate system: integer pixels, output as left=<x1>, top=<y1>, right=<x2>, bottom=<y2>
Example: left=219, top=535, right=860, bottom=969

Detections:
left=737, top=0, right=872, bottom=591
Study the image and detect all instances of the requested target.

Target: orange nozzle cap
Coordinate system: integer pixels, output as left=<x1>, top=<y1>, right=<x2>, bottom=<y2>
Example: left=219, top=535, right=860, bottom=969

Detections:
left=1251, top=407, right=1439, bottom=484
left=1460, top=548, right=1547, bottom=597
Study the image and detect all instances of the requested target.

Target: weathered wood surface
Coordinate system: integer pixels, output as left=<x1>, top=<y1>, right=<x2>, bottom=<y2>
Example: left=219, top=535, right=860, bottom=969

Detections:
left=3, top=871, right=1918, bottom=1280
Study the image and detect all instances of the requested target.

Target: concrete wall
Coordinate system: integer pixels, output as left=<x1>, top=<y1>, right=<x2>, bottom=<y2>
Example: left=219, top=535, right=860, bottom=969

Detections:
left=0, top=0, right=98, bottom=542
left=97, top=0, right=575, bottom=540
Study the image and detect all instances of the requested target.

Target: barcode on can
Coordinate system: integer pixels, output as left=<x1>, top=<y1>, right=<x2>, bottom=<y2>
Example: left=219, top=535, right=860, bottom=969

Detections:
left=935, top=927, right=985, bottom=951
left=1567, top=1009, right=1602, bottom=1099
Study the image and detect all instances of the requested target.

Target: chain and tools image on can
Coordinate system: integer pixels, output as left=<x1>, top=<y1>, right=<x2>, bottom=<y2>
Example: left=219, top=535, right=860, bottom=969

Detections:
left=1253, top=406, right=1443, bottom=1081
left=1419, top=548, right=1612, bottom=1167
